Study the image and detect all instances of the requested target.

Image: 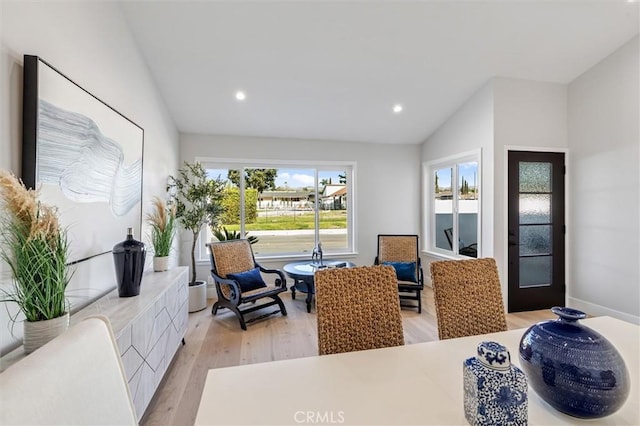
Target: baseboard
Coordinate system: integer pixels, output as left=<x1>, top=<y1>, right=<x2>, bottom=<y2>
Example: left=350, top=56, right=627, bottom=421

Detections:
left=567, top=297, right=640, bottom=325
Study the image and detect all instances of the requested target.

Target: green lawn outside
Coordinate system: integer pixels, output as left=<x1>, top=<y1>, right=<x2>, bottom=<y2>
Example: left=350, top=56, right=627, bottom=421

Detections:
left=222, top=210, right=347, bottom=231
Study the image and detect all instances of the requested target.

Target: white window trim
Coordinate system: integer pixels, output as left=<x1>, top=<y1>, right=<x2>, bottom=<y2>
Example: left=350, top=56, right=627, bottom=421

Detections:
left=423, top=149, right=482, bottom=258
left=195, top=157, right=357, bottom=261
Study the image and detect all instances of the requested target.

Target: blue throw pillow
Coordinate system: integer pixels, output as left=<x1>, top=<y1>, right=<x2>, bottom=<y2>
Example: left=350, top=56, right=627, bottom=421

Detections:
left=227, top=267, right=267, bottom=292
left=383, top=261, right=417, bottom=283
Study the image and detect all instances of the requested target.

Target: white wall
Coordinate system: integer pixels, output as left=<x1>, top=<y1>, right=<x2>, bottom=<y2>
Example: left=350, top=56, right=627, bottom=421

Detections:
left=493, top=77, right=568, bottom=298
left=180, top=133, right=422, bottom=279
left=421, top=77, right=567, bottom=300
left=0, top=1, right=179, bottom=354
left=421, top=81, right=495, bottom=273
left=422, top=62, right=638, bottom=322
left=567, top=36, right=639, bottom=323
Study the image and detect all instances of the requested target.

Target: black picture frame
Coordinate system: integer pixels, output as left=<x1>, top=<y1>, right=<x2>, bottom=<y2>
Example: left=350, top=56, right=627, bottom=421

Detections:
left=22, top=55, right=144, bottom=263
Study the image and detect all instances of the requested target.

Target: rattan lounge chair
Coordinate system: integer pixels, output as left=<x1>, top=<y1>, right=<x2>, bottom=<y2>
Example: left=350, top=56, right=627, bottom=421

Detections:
left=429, top=258, right=507, bottom=340
left=315, top=265, right=404, bottom=355
left=374, top=234, right=424, bottom=313
left=207, top=239, right=287, bottom=330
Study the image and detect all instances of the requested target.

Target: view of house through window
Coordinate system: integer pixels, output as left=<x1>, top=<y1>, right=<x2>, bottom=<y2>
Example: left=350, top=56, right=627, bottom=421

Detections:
left=202, top=162, right=353, bottom=258
left=429, top=155, right=479, bottom=257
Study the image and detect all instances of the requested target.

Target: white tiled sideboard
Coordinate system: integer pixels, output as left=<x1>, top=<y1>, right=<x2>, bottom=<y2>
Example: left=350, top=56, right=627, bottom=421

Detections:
left=72, top=266, right=189, bottom=420
left=0, top=266, right=189, bottom=421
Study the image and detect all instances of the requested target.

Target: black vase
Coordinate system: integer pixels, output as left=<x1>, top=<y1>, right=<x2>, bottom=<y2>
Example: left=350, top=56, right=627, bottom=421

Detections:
left=113, top=228, right=146, bottom=297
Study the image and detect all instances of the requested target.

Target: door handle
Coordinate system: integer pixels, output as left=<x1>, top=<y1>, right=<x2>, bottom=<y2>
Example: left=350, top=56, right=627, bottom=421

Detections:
left=508, top=230, right=519, bottom=246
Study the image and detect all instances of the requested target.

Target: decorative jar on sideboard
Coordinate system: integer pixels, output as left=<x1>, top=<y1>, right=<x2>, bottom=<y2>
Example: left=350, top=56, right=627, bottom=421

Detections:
left=518, top=307, right=630, bottom=419
left=113, top=228, right=146, bottom=297
left=463, top=341, right=528, bottom=425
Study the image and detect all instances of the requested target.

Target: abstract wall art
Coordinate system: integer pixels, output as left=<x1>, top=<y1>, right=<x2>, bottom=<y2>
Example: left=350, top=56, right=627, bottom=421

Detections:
left=22, top=55, right=144, bottom=263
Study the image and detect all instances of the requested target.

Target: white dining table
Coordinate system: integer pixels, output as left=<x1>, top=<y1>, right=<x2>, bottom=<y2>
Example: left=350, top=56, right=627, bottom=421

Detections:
left=195, top=316, right=639, bottom=425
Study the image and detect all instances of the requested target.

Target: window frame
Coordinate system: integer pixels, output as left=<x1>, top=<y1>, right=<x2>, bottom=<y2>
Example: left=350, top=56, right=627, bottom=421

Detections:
left=423, top=149, right=482, bottom=258
left=195, top=157, right=357, bottom=261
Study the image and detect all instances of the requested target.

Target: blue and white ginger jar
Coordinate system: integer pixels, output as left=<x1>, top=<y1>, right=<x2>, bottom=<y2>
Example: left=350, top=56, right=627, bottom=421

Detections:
left=464, top=341, right=528, bottom=426
left=519, top=307, right=630, bottom=418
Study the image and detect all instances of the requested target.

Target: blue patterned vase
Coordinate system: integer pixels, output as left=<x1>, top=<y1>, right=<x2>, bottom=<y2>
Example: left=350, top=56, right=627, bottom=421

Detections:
left=519, top=307, right=630, bottom=418
left=464, top=341, right=528, bottom=426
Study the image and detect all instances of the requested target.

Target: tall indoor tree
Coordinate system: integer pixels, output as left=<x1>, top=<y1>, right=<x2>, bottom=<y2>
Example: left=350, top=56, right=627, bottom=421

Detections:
left=168, top=161, right=225, bottom=285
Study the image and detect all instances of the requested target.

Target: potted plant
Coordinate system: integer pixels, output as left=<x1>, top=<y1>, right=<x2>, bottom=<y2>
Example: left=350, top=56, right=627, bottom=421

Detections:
left=146, top=196, right=176, bottom=272
left=212, top=226, right=259, bottom=245
left=0, top=171, right=72, bottom=353
left=167, top=162, right=224, bottom=311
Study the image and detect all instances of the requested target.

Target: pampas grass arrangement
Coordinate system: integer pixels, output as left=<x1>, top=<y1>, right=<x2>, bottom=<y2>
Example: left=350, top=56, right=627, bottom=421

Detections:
left=0, top=170, right=71, bottom=322
left=146, top=196, right=176, bottom=258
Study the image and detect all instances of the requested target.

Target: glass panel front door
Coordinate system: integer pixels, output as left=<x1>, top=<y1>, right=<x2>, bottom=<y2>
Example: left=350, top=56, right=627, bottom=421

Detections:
left=508, top=151, right=565, bottom=312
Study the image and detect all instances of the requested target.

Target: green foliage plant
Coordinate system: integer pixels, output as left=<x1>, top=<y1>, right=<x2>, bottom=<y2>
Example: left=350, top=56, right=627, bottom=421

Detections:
left=0, top=171, right=71, bottom=322
left=146, top=196, right=176, bottom=257
left=167, top=161, right=225, bottom=284
left=212, top=226, right=259, bottom=245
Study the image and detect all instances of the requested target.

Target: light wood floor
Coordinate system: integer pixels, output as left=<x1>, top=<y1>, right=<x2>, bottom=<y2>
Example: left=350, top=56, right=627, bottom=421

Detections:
left=141, top=287, right=555, bottom=426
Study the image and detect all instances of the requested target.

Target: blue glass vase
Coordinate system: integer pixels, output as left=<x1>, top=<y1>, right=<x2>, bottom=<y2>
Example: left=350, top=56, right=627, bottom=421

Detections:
left=113, top=228, right=146, bottom=297
left=518, top=307, right=630, bottom=419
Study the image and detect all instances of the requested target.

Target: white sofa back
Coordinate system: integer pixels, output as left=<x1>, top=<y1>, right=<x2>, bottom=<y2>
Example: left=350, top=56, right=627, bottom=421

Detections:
left=0, top=316, right=137, bottom=425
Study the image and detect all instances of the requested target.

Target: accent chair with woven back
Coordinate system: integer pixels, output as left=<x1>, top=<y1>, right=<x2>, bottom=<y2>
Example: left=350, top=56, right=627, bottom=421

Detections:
left=429, top=258, right=508, bottom=340
left=207, top=239, right=288, bottom=330
left=375, top=234, right=424, bottom=313
left=315, top=265, right=405, bottom=355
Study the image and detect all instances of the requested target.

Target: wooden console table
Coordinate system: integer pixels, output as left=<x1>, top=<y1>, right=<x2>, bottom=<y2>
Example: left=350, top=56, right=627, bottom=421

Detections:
left=0, top=266, right=189, bottom=421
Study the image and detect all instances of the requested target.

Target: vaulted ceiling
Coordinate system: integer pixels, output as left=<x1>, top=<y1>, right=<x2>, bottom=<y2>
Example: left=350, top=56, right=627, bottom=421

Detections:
left=120, top=1, right=639, bottom=145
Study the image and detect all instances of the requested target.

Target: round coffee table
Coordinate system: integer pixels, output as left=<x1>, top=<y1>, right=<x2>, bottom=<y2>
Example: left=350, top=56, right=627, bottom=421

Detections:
left=283, top=260, right=355, bottom=313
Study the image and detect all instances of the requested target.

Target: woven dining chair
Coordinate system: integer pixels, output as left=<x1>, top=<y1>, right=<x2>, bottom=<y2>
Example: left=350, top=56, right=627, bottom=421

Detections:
left=315, top=265, right=405, bottom=355
left=207, top=239, right=288, bottom=330
left=429, top=258, right=508, bottom=340
left=374, top=234, right=424, bottom=313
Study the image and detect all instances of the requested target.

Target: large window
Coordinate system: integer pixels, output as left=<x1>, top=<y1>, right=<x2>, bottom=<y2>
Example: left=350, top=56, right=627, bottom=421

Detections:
left=425, top=152, right=480, bottom=258
left=199, top=159, right=355, bottom=260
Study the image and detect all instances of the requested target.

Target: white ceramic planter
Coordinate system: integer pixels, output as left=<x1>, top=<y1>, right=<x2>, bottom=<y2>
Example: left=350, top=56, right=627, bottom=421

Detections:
left=23, top=312, right=70, bottom=354
left=153, top=256, right=169, bottom=272
left=188, top=281, right=207, bottom=312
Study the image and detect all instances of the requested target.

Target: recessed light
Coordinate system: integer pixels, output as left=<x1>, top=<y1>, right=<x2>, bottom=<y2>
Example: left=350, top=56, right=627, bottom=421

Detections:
left=235, top=91, right=246, bottom=101
left=393, top=104, right=403, bottom=114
